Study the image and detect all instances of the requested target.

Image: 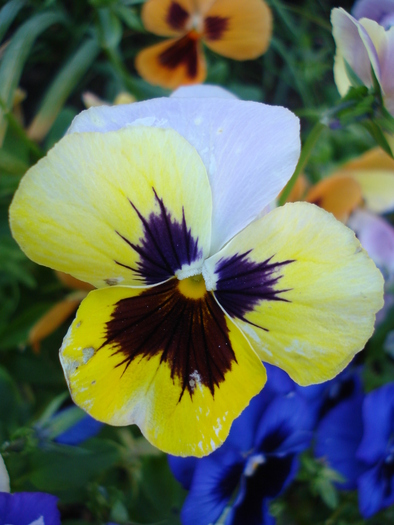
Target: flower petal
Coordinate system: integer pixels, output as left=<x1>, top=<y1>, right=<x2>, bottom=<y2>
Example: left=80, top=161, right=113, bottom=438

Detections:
left=10, top=126, right=211, bottom=288
left=305, top=174, right=363, bottom=222
left=352, top=0, right=394, bottom=26
left=60, top=281, right=266, bottom=457
left=181, top=450, right=244, bottom=525
left=171, top=84, right=238, bottom=98
left=357, top=463, right=394, bottom=518
left=0, top=492, right=60, bottom=525
left=67, top=96, right=300, bottom=253
left=338, top=147, right=394, bottom=213
left=203, top=0, right=272, bottom=60
left=141, top=0, right=193, bottom=36
left=357, top=383, right=394, bottom=465
left=0, top=454, right=10, bottom=493
left=331, top=8, right=381, bottom=94
left=314, top=393, right=365, bottom=490
left=203, top=202, right=384, bottom=385
left=135, top=36, right=207, bottom=89
left=347, top=209, right=394, bottom=278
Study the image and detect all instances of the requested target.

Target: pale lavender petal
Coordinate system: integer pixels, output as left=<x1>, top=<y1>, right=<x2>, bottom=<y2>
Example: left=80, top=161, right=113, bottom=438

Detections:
left=352, top=0, right=394, bottom=27
left=380, top=26, right=394, bottom=115
left=381, top=12, right=394, bottom=28
left=347, top=209, right=394, bottom=278
left=68, top=98, right=300, bottom=253
left=171, top=85, right=238, bottom=99
left=331, top=8, right=381, bottom=89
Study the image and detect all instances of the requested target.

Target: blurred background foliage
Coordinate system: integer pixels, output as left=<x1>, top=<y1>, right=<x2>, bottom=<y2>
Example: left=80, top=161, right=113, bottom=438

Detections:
left=1, top=0, right=394, bottom=523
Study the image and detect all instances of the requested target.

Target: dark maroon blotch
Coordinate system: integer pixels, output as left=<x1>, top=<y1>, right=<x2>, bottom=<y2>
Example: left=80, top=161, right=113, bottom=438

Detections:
left=166, top=1, right=190, bottom=31
left=214, top=252, right=294, bottom=329
left=115, top=188, right=202, bottom=285
left=204, top=16, right=229, bottom=41
left=103, top=280, right=237, bottom=400
left=158, top=34, right=199, bottom=79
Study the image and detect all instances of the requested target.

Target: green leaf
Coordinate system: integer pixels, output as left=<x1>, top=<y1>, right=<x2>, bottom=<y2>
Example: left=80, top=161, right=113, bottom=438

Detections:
left=27, top=38, right=100, bottom=141
left=344, top=59, right=364, bottom=89
left=362, top=120, right=394, bottom=158
left=0, top=365, right=23, bottom=439
left=96, top=8, right=123, bottom=50
left=0, top=148, right=28, bottom=175
left=314, top=478, right=339, bottom=509
left=28, top=438, right=120, bottom=492
left=114, top=5, right=146, bottom=33
left=0, top=0, right=25, bottom=43
left=0, top=10, right=66, bottom=145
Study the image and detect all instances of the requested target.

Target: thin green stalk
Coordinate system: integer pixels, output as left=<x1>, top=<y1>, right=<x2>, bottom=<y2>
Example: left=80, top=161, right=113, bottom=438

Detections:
left=278, top=121, right=325, bottom=206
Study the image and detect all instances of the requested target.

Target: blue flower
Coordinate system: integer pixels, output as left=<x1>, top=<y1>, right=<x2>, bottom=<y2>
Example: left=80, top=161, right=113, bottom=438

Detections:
left=169, top=368, right=312, bottom=525
left=315, top=380, right=394, bottom=518
left=0, top=491, right=60, bottom=525
left=357, top=383, right=394, bottom=518
left=54, top=408, right=103, bottom=446
left=314, top=375, right=365, bottom=490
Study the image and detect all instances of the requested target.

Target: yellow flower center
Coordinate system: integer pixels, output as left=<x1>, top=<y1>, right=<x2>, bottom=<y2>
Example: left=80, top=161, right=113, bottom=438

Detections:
left=178, top=274, right=207, bottom=299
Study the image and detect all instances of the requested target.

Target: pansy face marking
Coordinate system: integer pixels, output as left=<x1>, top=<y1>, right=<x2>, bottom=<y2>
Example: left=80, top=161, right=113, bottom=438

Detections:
left=105, top=278, right=236, bottom=401
left=106, top=189, right=292, bottom=400
left=115, top=189, right=202, bottom=284
left=9, top=92, right=384, bottom=457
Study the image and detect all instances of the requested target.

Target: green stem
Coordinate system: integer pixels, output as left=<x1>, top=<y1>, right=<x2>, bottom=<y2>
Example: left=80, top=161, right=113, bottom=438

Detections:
left=278, top=121, right=325, bottom=206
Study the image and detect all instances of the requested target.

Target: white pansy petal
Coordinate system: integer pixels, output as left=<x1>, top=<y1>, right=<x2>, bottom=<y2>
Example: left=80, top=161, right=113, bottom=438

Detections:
left=68, top=97, right=300, bottom=253
left=0, top=454, right=10, bottom=492
left=171, top=84, right=238, bottom=99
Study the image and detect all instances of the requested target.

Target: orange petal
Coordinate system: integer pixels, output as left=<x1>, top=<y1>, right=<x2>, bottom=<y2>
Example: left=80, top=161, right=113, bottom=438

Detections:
left=341, top=147, right=394, bottom=172
left=135, top=36, right=206, bottom=89
left=142, top=0, right=194, bottom=36
left=56, top=271, right=94, bottom=292
left=29, top=298, right=82, bottom=352
left=203, top=0, right=272, bottom=60
left=305, top=175, right=363, bottom=222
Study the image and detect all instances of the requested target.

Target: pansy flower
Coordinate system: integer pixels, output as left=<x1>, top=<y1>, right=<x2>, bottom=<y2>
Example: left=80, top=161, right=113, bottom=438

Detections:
left=9, top=87, right=384, bottom=457
left=135, top=0, right=272, bottom=88
left=331, top=8, right=394, bottom=117
left=169, top=376, right=312, bottom=525
left=315, top=382, right=394, bottom=518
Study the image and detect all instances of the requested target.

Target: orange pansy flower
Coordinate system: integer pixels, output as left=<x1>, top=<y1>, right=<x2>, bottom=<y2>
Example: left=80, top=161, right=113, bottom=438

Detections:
left=135, top=0, right=272, bottom=89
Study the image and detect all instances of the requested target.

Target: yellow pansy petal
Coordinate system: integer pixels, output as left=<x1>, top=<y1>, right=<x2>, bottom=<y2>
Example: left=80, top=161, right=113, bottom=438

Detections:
left=305, top=174, right=363, bottom=222
left=10, top=126, right=212, bottom=288
left=135, top=36, right=207, bottom=89
left=338, top=148, right=394, bottom=213
left=203, top=202, right=384, bottom=386
left=203, top=0, right=272, bottom=60
left=60, top=281, right=266, bottom=457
